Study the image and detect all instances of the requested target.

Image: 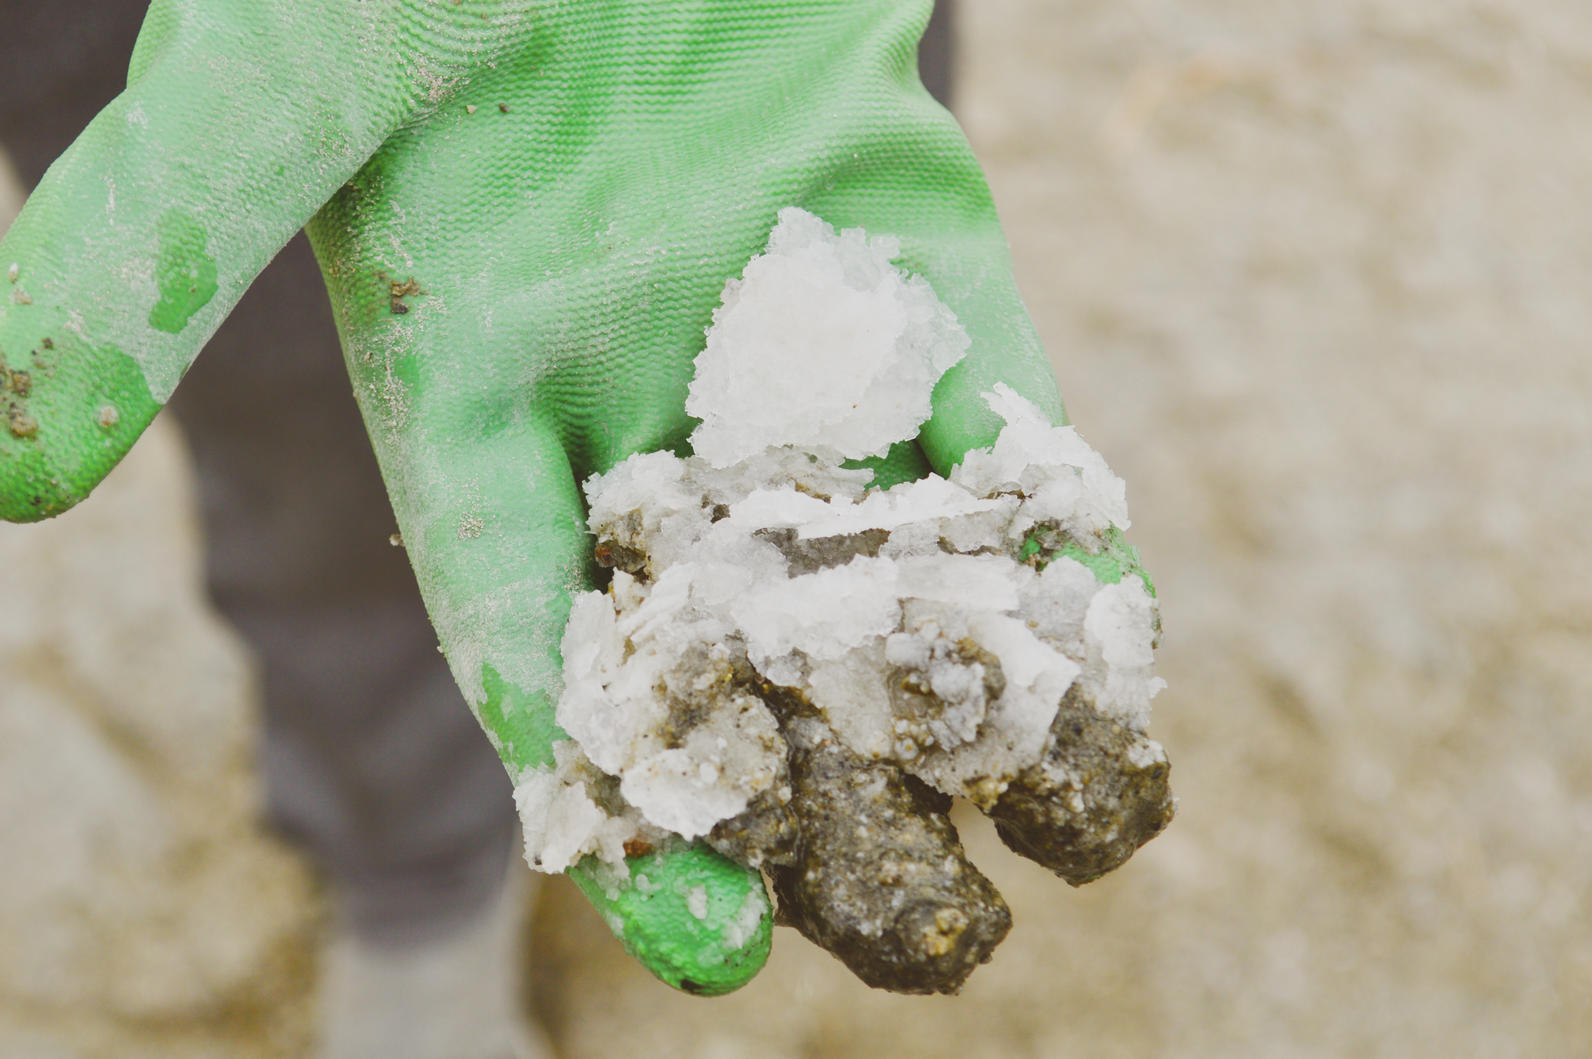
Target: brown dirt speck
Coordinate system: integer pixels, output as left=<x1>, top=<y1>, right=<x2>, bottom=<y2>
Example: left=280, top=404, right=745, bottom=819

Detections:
left=8, top=405, right=39, bottom=438
left=386, top=276, right=424, bottom=315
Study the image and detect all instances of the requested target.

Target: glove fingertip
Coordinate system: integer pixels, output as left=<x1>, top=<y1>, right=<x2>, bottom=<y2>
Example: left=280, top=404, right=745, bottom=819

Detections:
left=0, top=326, right=159, bottom=522
left=567, top=843, right=772, bottom=997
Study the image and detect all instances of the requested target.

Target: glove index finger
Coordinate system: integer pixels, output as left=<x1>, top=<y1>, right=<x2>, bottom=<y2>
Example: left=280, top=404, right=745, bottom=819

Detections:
left=0, top=0, right=406, bottom=521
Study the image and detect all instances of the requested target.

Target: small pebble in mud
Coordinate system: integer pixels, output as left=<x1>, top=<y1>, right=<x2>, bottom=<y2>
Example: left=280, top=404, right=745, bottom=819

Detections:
left=388, top=532, right=404, bottom=548
left=96, top=405, right=119, bottom=430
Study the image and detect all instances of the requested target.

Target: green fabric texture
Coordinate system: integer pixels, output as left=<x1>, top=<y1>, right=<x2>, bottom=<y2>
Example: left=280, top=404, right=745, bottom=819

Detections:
left=0, top=0, right=1087, bottom=993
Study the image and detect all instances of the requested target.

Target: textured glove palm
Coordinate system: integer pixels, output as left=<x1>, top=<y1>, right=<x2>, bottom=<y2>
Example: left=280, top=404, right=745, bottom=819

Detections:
left=0, top=0, right=1066, bottom=994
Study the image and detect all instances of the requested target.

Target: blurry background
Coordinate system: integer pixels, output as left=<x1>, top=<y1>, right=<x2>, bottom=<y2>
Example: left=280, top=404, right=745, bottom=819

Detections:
left=3, top=0, right=1589, bottom=1055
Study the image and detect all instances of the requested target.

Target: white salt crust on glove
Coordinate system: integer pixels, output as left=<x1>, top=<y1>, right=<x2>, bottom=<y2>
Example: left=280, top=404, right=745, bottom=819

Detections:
left=514, top=209, right=1163, bottom=875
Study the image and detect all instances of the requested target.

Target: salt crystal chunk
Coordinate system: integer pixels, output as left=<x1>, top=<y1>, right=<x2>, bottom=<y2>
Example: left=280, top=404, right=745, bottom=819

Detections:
left=1081, top=579, right=1164, bottom=731
left=521, top=747, right=648, bottom=876
left=808, top=641, right=896, bottom=760
left=622, top=747, right=751, bottom=838
left=911, top=683, right=1061, bottom=804
left=613, top=565, right=694, bottom=645
left=760, top=653, right=807, bottom=688
left=535, top=783, right=610, bottom=873
left=936, top=494, right=1022, bottom=553
left=740, top=475, right=1004, bottom=541
left=620, top=693, right=784, bottom=836
left=953, top=384, right=1130, bottom=535
left=876, top=520, right=947, bottom=560
left=728, top=486, right=836, bottom=530
left=1085, top=581, right=1157, bottom=671
left=895, top=554, right=1020, bottom=611
left=560, top=591, right=622, bottom=684
left=968, top=612, right=1080, bottom=702
left=587, top=450, right=689, bottom=521
left=686, top=208, right=969, bottom=465
left=610, top=570, right=647, bottom=611
left=512, top=766, right=559, bottom=867
left=730, top=556, right=901, bottom=666
left=692, top=447, right=872, bottom=508
left=556, top=595, right=650, bottom=775
left=884, top=631, right=931, bottom=671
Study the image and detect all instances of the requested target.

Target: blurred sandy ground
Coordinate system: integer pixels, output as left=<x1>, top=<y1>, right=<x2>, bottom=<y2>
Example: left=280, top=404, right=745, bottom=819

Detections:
left=531, top=2, right=1592, bottom=1055
left=0, top=158, right=320, bottom=1054
left=4, top=0, right=1590, bottom=1055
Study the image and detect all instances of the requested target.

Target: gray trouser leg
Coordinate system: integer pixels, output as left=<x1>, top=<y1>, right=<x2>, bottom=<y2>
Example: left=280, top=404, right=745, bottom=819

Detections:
left=921, top=0, right=956, bottom=109
left=165, top=236, right=518, bottom=946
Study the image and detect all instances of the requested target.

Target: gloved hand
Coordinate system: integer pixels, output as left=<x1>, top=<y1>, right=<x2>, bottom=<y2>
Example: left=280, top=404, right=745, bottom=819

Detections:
left=0, top=0, right=1077, bottom=994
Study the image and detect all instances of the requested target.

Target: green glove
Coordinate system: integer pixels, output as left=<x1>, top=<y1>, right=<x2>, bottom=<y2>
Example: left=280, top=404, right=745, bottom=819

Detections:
left=0, top=0, right=1067, bottom=994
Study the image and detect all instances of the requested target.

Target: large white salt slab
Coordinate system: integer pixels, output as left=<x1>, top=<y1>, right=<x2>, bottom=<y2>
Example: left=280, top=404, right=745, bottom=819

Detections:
left=686, top=207, right=969, bottom=466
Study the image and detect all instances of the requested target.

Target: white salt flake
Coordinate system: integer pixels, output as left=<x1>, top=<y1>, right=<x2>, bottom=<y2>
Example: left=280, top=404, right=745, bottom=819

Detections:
left=1081, top=579, right=1165, bottom=731
left=730, top=556, right=902, bottom=667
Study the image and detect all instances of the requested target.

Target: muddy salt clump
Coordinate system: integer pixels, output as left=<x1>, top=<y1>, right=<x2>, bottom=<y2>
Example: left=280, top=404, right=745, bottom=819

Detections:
left=515, top=207, right=1173, bottom=993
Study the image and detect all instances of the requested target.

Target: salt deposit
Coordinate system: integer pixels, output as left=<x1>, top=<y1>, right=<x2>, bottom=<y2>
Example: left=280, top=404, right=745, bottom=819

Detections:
left=685, top=206, right=969, bottom=466
left=513, top=208, right=1171, bottom=989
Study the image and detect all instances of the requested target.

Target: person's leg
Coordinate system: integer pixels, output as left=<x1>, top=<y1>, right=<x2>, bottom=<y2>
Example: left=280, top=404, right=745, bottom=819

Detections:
left=166, top=234, right=520, bottom=947
left=921, top=0, right=956, bottom=109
